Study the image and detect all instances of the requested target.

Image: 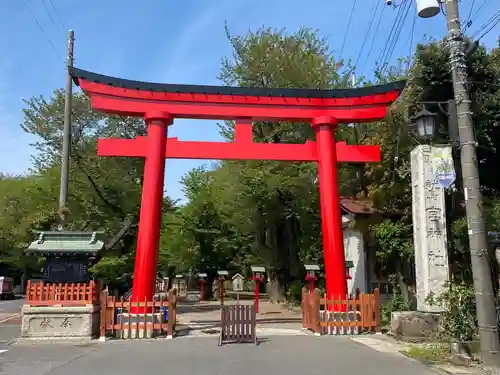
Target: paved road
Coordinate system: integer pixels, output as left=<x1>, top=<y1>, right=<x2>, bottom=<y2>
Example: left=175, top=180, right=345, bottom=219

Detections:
left=0, top=298, right=24, bottom=348
left=0, top=336, right=438, bottom=375
left=0, top=298, right=24, bottom=314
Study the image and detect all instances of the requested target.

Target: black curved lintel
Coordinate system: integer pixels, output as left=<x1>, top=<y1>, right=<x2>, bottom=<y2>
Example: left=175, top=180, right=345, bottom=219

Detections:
left=70, top=67, right=406, bottom=99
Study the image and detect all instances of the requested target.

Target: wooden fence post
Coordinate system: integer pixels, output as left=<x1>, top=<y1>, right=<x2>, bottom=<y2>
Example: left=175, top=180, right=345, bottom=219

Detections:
left=26, top=280, right=32, bottom=302
left=167, top=289, right=175, bottom=339
left=99, top=288, right=108, bottom=341
left=312, top=288, right=321, bottom=335
left=301, top=287, right=308, bottom=329
left=373, top=288, right=381, bottom=332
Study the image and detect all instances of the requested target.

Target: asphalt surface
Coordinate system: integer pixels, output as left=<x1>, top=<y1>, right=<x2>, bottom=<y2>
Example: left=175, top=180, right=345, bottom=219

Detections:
left=0, top=298, right=24, bottom=314
left=0, top=298, right=24, bottom=350
left=0, top=336, right=438, bottom=375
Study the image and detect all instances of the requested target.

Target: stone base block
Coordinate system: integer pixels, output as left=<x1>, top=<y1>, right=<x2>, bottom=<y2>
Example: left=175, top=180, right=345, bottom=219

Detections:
left=21, top=305, right=100, bottom=339
left=390, top=311, right=442, bottom=340
left=451, top=353, right=472, bottom=367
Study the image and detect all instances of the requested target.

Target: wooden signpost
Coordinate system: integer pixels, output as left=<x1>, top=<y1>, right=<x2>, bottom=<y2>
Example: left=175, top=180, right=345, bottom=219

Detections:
left=232, top=273, right=244, bottom=303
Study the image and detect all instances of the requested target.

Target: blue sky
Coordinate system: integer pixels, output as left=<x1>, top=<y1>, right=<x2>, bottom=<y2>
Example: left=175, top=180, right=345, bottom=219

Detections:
left=0, top=0, right=498, bottom=203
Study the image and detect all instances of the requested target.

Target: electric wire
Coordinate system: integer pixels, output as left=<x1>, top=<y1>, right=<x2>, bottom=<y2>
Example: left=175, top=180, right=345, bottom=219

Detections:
left=40, top=0, right=65, bottom=41
left=461, top=0, right=477, bottom=32
left=353, top=0, right=381, bottom=71
left=339, top=0, right=358, bottom=59
left=472, top=9, right=500, bottom=37
left=46, top=0, right=67, bottom=31
left=23, top=0, right=64, bottom=61
left=463, top=0, right=493, bottom=33
left=379, top=0, right=412, bottom=74
left=471, top=10, right=500, bottom=41
left=478, top=18, right=500, bottom=41
left=471, top=0, right=493, bottom=23
left=386, top=0, right=412, bottom=65
left=375, top=0, right=408, bottom=72
left=386, top=0, right=412, bottom=66
left=361, top=4, right=386, bottom=74
left=406, top=7, right=417, bottom=71
left=467, top=0, right=478, bottom=23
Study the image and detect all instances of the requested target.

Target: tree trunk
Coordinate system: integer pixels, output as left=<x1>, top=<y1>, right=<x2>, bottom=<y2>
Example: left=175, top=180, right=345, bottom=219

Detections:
left=264, top=221, right=287, bottom=303
left=268, top=269, right=287, bottom=303
left=202, top=274, right=215, bottom=301
left=395, top=260, right=410, bottom=305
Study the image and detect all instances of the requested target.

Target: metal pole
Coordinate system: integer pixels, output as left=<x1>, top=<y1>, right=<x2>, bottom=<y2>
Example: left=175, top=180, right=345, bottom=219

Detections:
left=444, top=0, right=500, bottom=364
left=58, top=30, right=75, bottom=229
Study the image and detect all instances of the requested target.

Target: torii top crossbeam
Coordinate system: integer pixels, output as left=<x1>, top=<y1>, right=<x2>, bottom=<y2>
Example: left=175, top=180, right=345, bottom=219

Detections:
left=69, top=66, right=405, bottom=313
left=70, top=67, right=405, bottom=123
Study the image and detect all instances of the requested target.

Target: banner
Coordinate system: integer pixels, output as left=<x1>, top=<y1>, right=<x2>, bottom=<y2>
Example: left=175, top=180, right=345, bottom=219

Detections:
left=430, top=145, right=456, bottom=189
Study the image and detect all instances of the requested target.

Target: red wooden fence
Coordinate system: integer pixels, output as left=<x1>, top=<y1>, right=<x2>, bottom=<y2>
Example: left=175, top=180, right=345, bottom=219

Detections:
left=301, top=288, right=380, bottom=335
left=25, top=280, right=99, bottom=306
left=99, top=289, right=178, bottom=339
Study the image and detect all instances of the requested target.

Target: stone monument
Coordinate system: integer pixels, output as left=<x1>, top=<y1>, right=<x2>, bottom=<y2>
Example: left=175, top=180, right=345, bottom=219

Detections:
left=342, top=214, right=367, bottom=295
left=411, top=145, right=450, bottom=312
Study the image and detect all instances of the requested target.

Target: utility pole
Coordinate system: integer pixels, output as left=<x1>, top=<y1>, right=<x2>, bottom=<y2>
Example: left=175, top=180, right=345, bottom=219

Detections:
left=444, top=0, right=500, bottom=365
left=58, top=30, right=74, bottom=229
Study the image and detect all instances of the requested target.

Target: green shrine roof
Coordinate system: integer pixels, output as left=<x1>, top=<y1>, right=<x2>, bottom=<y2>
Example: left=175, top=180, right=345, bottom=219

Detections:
left=25, top=231, right=105, bottom=255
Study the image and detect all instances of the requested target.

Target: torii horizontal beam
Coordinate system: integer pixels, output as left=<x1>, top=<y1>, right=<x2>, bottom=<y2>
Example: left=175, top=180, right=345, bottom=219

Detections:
left=98, top=137, right=380, bottom=162
left=98, top=121, right=380, bottom=163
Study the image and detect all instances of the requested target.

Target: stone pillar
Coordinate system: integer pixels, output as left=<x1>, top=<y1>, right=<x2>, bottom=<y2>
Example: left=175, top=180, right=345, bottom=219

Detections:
left=411, top=145, right=450, bottom=312
left=343, top=228, right=367, bottom=295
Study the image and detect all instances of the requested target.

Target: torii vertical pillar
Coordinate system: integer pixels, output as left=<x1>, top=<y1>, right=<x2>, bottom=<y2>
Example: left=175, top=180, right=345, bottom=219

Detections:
left=130, top=111, right=173, bottom=313
left=312, top=116, right=348, bottom=301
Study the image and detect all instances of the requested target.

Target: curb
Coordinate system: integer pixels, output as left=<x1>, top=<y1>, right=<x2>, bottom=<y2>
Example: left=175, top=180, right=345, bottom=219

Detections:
left=429, top=364, right=479, bottom=375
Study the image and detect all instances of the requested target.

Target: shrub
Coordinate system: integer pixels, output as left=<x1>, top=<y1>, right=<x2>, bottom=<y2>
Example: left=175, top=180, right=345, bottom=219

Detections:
left=426, top=282, right=477, bottom=342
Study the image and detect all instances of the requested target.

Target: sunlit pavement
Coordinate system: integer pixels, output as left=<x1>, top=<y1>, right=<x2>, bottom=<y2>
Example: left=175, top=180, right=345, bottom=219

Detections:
left=0, top=336, right=438, bottom=375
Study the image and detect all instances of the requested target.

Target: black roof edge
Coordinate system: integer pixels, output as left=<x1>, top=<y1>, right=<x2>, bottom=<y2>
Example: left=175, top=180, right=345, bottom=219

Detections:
left=70, top=67, right=407, bottom=99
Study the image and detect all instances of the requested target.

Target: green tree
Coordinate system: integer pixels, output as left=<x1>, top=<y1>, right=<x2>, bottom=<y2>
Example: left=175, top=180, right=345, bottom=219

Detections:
left=16, top=89, right=157, bottom=291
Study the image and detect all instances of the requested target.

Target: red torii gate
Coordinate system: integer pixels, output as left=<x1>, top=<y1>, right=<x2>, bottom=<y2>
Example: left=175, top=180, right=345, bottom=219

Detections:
left=70, top=67, right=405, bottom=312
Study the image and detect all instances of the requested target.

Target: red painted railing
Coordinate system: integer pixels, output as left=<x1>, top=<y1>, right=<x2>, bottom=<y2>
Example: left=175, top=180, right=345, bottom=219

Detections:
left=25, top=280, right=100, bottom=306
